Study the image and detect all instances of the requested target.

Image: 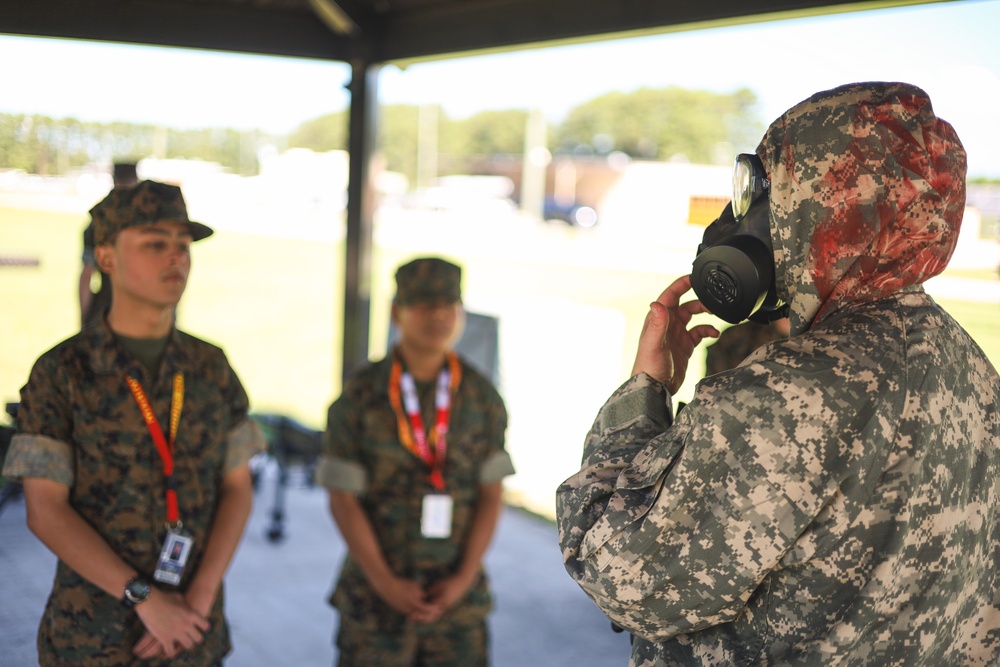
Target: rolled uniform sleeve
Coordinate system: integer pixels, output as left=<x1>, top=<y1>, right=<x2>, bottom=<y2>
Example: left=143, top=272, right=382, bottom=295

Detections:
left=318, top=392, right=368, bottom=494
left=315, top=456, right=367, bottom=493
left=476, top=379, right=514, bottom=484
left=479, top=450, right=515, bottom=484
left=224, top=417, right=268, bottom=471
left=2, top=433, right=74, bottom=485
left=218, top=364, right=267, bottom=471
left=4, top=357, right=76, bottom=486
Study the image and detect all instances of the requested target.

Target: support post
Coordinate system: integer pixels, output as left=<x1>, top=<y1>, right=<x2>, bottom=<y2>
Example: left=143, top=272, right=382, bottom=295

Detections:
left=342, top=59, right=380, bottom=383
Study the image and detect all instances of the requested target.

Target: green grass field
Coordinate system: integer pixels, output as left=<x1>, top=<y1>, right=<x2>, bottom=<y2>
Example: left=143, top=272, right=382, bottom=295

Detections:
left=3, top=199, right=998, bottom=517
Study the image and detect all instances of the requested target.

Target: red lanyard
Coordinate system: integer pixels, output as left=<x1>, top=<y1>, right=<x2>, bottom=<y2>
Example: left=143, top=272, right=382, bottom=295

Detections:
left=388, top=352, right=461, bottom=491
left=126, top=373, right=184, bottom=527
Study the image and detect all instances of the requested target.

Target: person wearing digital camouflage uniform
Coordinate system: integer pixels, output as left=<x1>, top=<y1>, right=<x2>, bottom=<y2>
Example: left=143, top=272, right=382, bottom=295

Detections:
left=317, top=256, right=515, bottom=666
left=556, top=82, right=999, bottom=666
left=3, top=180, right=267, bottom=666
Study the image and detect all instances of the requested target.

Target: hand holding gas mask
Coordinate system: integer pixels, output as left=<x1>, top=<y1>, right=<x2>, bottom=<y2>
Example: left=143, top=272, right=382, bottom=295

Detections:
left=691, top=153, right=789, bottom=324
left=631, top=153, right=788, bottom=393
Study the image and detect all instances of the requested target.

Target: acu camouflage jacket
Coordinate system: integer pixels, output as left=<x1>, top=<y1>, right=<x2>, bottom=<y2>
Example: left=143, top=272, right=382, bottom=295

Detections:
left=557, top=82, right=999, bottom=666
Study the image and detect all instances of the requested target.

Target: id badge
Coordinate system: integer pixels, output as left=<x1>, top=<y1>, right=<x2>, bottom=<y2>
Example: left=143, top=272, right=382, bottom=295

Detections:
left=153, top=530, right=193, bottom=586
left=421, top=494, right=453, bottom=539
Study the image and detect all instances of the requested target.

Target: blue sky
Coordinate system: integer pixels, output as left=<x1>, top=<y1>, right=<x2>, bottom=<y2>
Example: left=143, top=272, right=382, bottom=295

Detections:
left=2, top=0, right=999, bottom=176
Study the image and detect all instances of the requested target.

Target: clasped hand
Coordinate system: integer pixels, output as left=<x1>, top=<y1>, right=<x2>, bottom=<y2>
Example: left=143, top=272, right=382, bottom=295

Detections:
left=132, top=589, right=211, bottom=660
left=376, top=571, right=476, bottom=624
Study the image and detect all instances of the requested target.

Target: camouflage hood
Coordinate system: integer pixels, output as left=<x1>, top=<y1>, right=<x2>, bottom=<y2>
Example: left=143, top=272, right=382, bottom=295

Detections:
left=756, top=82, right=967, bottom=336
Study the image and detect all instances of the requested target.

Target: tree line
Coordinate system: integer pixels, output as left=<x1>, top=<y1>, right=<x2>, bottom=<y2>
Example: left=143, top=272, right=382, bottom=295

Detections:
left=0, top=87, right=764, bottom=185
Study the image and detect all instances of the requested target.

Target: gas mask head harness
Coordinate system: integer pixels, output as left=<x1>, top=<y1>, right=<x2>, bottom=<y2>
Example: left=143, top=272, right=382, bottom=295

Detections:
left=691, top=153, right=788, bottom=324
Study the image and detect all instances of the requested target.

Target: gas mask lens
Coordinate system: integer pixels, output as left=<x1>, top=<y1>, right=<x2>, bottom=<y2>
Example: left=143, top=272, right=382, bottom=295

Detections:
left=732, top=153, right=769, bottom=220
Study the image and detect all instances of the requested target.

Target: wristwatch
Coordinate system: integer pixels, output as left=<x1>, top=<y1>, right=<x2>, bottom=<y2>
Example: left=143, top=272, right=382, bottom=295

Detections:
left=122, top=577, right=151, bottom=608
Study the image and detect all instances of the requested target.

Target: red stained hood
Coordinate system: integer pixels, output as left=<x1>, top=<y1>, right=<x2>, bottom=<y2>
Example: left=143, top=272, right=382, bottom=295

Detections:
left=757, top=82, right=967, bottom=335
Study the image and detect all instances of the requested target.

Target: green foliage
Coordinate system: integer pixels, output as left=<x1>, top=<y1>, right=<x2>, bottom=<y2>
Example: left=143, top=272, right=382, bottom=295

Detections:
left=438, top=109, right=528, bottom=175
left=287, top=111, right=349, bottom=152
left=446, top=109, right=529, bottom=156
left=0, top=86, right=763, bottom=179
left=375, top=106, right=531, bottom=182
left=553, top=86, right=763, bottom=164
left=0, top=114, right=274, bottom=175
left=0, top=115, right=43, bottom=172
left=287, top=105, right=528, bottom=185
left=377, top=104, right=422, bottom=184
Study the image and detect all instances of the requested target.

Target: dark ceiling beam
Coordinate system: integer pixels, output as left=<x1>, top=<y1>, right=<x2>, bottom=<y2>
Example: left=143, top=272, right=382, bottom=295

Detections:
left=376, top=0, right=925, bottom=63
left=308, top=0, right=385, bottom=36
left=1, top=0, right=353, bottom=61
left=1, top=0, right=941, bottom=64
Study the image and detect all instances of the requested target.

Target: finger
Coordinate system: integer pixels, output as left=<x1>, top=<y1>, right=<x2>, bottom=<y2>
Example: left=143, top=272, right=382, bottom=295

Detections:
left=639, top=304, right=668, bottom=352
left=409, top=603, right=441, bottom=622
left=690, top=324, right=721, bottom=343
left=178, top=625, right=204, bottom=650
left=132, top=633, right=154, bottom=652
left=180, top=634, right=199, bottom=651
left=402, top=596, right=435, bottom=615
left=679, top=298, right=712, bottom=318
left=655, top=275, right=693, bottom=308
left=134, top=644, right=158, bottom=660
left=132, top=633, right=160, bottom=658
left=634, top=305, right=667, bottom=357
left=637, top=303, right=663, bottom=339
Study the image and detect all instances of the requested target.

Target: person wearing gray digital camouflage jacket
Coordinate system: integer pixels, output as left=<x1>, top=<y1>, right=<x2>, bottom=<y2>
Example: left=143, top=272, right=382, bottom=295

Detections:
left=556, top=81, right=999, bottom=666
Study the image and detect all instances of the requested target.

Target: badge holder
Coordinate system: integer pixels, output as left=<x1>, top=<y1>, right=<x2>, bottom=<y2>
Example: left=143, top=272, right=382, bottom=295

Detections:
left=153, top=521, right=194, bottom=586
left=421, top=494, right=453, bottom=539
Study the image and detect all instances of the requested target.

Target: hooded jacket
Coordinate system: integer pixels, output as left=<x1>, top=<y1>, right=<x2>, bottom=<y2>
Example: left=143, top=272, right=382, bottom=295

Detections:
left=556, top=82, right=999, bottom=666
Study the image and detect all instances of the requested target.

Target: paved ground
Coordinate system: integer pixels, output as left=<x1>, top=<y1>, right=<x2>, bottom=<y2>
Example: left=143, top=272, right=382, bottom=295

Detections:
left=0, top=463, right=632, bottom=666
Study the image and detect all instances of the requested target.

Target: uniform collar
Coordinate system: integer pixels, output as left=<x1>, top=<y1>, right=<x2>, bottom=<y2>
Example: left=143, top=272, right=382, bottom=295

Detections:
left=86, top=315, right=192, bottom=380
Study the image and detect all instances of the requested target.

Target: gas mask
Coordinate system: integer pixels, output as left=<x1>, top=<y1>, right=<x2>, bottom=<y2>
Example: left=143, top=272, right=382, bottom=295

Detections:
left=691, top=153, right=788, bottom=324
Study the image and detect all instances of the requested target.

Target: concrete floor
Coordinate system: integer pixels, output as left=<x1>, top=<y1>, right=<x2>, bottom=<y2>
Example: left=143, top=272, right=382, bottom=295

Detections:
left=0, top=464, right=632, bottom=666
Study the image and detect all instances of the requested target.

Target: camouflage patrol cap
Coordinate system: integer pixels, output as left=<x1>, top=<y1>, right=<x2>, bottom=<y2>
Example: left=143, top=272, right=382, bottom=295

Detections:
left=394, top=257, right=462, bottom=305
left=89, top=180, right=214, bottom=245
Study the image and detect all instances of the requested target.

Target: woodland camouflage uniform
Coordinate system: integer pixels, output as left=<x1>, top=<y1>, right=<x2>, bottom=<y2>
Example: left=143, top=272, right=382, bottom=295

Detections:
left=556, top=82, right=999, bottom=666
left=319, top=355, right=512, bottom=665
left=3, top=319, right=265, bottom=666
left=317, top=258, right=515, bottom=666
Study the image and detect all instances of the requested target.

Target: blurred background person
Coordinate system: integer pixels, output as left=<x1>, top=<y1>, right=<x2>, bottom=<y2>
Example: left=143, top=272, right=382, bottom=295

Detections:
left=80, top=162, right=139, bottom=327
left=317, top=256, right=515, bottom=666
left=704, top=318, right=790, bottom=377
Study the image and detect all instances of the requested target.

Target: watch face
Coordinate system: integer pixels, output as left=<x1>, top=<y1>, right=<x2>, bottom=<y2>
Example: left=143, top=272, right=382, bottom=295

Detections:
left=125, top=577, right=151, bottom=603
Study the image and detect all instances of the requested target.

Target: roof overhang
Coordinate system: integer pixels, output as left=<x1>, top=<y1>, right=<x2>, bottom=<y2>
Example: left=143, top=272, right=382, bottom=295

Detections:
left=2, top=0, right=949, bottom=65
